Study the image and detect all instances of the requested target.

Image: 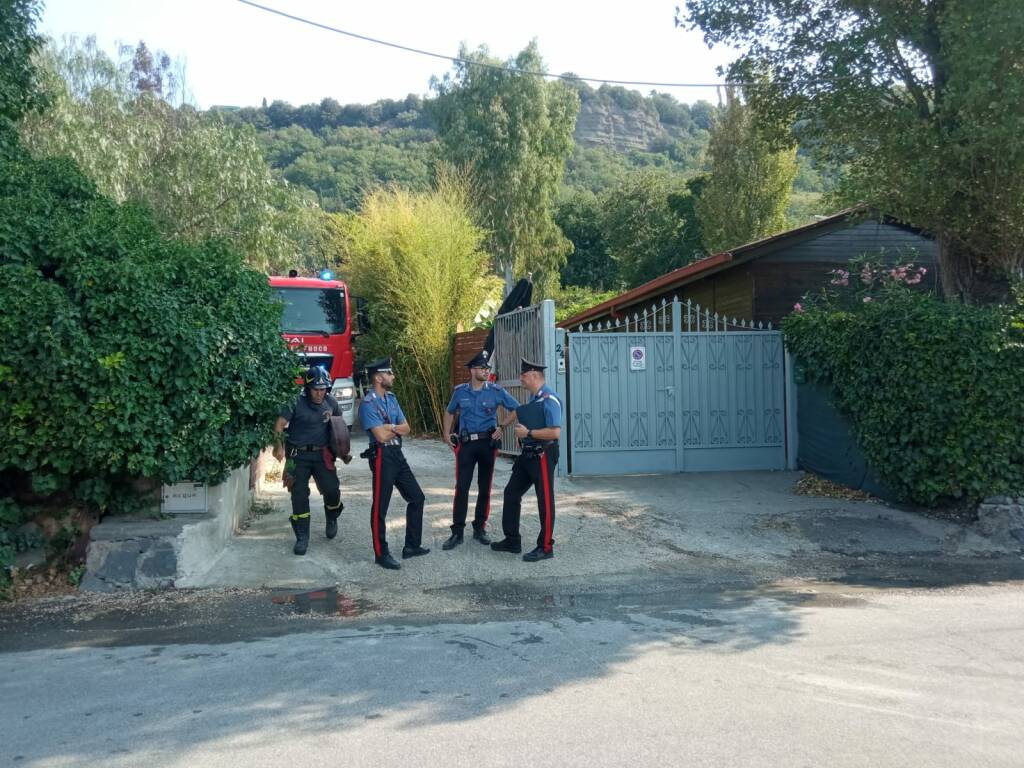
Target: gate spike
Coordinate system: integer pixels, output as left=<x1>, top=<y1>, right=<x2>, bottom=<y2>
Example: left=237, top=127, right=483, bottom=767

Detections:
left=768, top=321, right=773, bottom=330
left=587, top=322, right=593, bottom=332
left=757, top=321, right=763, bottom=329
left=661, top=298, right=667, bottom=307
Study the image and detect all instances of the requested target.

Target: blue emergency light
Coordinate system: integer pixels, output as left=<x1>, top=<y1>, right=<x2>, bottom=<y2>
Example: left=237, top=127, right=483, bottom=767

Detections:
left=319, top=269, right=334, bottom=281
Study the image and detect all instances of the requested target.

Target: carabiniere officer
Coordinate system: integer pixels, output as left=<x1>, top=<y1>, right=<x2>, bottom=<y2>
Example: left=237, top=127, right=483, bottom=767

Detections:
left=357, top=357, right=429, bottom=570
left=490, top=357, right=562, bottom=562
left=441, top=349, right=519, bottom=550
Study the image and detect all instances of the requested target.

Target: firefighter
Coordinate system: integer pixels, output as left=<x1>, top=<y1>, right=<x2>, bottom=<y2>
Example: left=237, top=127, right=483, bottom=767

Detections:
left=490, top=358, right=562, bottom=562
left=358, top=358, right=429, bottom=570
left=273, top=366, right=345, bottom=555
left=441, top=349, right=518, bottom=550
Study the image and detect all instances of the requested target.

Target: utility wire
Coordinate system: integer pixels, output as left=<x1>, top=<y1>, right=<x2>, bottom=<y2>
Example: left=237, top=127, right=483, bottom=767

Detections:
left=236, top=0, right=741, bottom=89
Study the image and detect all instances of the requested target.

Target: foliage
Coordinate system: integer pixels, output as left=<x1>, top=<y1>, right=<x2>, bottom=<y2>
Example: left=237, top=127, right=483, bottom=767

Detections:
left=683, top=0, right=1024, bottom=301
left=341, top=175, right=494, bottom=433
left=783, top=258, right=1024, bottom=506
left=0, top=0, right=45, bottom=140
left=0, top=139, right=298, bottom=516
left=696, top=89, right=797, bottom=253
left=555, top=189, right=615, bottom=290
left=431, top=42, right=579, bottom=293
left=599, top=169, right=702, bottom=288
left=20, top=36, right=320, bottom=274
left=554, top=285, right=619, bottom=324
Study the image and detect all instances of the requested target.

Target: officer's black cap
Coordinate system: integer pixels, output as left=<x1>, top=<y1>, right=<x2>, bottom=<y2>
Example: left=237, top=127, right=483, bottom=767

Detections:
left=520, top=357, right=546, bottom=374
left=466, top=349, right=491, bottom=369
left=365, top=357, right=393, bottom=376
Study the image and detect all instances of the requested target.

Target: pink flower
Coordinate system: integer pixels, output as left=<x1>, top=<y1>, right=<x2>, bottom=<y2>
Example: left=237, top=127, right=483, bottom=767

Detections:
left=863, top=296, right=873, bottom=303
left=919, top=267, right=927, bottom=275
left=860, top=265, right=874, bottom=285
left=793, top=303, right=804, bottom=313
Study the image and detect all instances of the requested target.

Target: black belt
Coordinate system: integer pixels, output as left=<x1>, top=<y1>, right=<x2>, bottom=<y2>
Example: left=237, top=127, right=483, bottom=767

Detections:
left=460, top=430, right=495, bottom=443
left=287, top=443, right=327, bottom=452
left=522, top=441, right=555, bottom=455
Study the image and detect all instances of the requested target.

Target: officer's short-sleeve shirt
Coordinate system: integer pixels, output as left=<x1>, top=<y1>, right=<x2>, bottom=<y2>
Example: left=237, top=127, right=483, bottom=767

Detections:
left=446, top=382, right=519, bottom=433
left=279, top=393, right=341, bottom=446
left=359, top=390, right=406, bottom=444
left=532, top=384, right=562, bottom=429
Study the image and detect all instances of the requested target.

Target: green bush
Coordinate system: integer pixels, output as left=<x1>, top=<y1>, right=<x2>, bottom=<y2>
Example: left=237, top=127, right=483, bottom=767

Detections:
left=0, top=139, right=298, bottom=516
left=783, top=260, right=1024, bottom=506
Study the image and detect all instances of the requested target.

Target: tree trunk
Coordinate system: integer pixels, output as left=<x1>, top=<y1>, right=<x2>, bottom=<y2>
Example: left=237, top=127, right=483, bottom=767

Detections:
left=937, top=229, right=1012, bottom=304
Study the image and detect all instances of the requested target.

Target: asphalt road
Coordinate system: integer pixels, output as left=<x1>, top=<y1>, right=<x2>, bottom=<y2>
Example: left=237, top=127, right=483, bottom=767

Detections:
left=2, top=571, right=1023, bottom=768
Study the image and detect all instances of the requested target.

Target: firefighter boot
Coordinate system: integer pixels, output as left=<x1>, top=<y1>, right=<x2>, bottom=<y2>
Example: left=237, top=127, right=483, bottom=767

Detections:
left=290, top=514, right=311, bottom=555
left=325, top=499, right=343, bottom=540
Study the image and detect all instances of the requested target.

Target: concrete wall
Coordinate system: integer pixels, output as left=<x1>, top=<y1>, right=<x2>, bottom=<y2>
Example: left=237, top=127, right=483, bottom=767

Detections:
left=82, top=463, right=255, bottom=591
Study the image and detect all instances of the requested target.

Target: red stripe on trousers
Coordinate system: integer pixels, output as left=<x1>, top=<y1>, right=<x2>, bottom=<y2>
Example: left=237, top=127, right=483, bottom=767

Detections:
left=372, top=448, right=383, bottom=557
left=539, top=451, right=553, bottom=552
left=485, top=448, right=498, bottom=523
left=451, top=444, right=461, bottom=520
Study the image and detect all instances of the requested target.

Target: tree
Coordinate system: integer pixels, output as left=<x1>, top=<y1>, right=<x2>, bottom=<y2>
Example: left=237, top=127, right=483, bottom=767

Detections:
left=20, top=37, right=319, bottom=274
left=0, top=0, right=45, bottom=139
left=0, top=140, right=297, bottom=514
left=431, top=42, right=579, bottom=293
left=555, top=189, right=616, bottom=290
left=696, top=89, right=797, bottom=253
left=683, top=0, right=1024, bottom=301
left=341, top=174, right=497, bottom=432
left=599, top=169, right=699, bottom=288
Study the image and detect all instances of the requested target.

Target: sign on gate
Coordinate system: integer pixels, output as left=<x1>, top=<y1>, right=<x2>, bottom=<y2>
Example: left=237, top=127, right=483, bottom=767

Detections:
left=568, top=298, right=790, bottom=476
left=629, top=345, right=646, bottom=371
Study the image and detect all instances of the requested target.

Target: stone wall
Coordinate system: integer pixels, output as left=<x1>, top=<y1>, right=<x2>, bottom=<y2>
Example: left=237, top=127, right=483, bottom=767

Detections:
left=975, top=495, right=1024, bottom=547
left=81, top=463, right=255, bottom=591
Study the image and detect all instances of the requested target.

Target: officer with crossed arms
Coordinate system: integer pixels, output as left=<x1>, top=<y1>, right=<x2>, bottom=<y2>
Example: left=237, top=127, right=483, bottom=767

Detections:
left=441, top=349, right=519, bottom=550
left=358, top=357, right=430, bottom=570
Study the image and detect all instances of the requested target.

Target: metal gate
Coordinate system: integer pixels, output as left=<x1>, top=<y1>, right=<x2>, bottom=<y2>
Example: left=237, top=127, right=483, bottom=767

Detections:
left=491, top=300, right=565, bottom=471
left=568, top=298, right=792, bottom=475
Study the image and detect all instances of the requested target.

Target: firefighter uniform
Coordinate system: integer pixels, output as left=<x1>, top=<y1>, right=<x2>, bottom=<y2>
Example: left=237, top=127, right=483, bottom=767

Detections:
left=278, top=368, right=345, bottom=555
left=444, top=350, right=519, bottom=547
left=358, top=358, right=427, bottom=569
left=492, top=359, right=562, bottom=562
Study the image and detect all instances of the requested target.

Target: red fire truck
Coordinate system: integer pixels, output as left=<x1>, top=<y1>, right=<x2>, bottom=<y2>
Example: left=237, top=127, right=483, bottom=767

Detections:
left=269, top=273, right=363, bottom=427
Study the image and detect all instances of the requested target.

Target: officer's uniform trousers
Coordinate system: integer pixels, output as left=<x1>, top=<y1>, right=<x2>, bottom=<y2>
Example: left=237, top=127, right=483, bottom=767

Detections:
left=288, top=446, right=342, bottom=522
left=501, top=443, right=558, bottom=552
left=451, top=434, right=499, bottom=532
left=368, top=444, right=425, bottom=557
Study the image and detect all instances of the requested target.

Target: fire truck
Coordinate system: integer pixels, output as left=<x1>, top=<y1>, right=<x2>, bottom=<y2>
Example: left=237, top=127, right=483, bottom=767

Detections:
left=269, top=272, right=364, bottom=428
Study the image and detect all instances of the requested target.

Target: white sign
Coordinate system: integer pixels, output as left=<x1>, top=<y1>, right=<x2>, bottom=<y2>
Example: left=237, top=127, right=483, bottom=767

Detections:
left=630, top=346, right=646, bottom=371
left=161, top=482, right=208, bottom=514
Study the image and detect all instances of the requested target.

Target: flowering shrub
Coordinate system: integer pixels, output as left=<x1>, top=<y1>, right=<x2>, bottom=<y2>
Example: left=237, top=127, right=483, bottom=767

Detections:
left=783, top=257, right=1023, bottom=506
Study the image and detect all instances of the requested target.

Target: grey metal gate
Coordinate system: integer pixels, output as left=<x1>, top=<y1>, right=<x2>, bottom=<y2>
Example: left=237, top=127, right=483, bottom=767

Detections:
left=567, top=298, right=791, bottom=475
left=492, top=299, right=566, bottom=472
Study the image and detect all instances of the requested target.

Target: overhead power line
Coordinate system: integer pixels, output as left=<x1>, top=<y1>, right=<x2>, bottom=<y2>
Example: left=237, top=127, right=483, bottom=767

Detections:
left=236, top=0, right=740, bottom=89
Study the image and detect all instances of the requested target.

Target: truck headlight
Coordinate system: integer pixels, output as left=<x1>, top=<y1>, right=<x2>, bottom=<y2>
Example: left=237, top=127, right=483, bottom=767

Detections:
left=335, top=386, right=355, bottom=399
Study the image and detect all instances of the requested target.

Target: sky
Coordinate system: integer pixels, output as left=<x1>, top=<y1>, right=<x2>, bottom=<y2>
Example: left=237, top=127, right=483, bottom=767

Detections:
left=40, top=0, right=740, bottom=109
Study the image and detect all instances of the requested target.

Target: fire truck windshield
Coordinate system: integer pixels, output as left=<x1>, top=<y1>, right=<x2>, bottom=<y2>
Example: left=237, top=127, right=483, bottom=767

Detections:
left=274, top=287, right=347, bottom=334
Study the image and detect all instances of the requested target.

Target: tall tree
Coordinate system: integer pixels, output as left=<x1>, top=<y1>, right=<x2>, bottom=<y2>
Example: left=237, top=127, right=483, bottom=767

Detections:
left=21, top=37, right=320, bottom=274
left=600, top=169, right=699, bottom=288
left=683, top=0, right=1024, bottom=301
left=555, top=189, right=616, bottom=290
left=431, top=42, right=579, bottom=293
left=696, top=89, right=797, bottom=253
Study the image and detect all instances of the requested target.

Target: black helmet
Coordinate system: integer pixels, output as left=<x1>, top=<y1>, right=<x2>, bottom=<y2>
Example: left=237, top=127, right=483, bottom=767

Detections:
left=304, top=365, right=331, bottom=390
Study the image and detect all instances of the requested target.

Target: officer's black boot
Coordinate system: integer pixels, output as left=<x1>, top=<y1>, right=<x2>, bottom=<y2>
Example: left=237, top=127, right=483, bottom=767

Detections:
left=442, top=529, right=464, bottom=550
left=291, top=515, right=310, bottom=555
left=472, top=526, right=491, bottom=545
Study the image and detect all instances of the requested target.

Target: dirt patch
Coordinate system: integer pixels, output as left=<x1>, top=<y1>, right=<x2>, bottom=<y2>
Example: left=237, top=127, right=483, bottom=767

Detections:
left=794, top=473, right=878, bottom=502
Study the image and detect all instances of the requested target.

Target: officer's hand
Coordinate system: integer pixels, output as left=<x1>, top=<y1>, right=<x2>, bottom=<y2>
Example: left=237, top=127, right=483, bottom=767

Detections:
left=447, top=433, right=459, bottom=449
left=491, top=427, right=502, bottom=440
left=513, top=423, right=528, bottom=439
left=273, top=445, right=285, bottom=462
left=341, top=454, right=352, bottom=465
